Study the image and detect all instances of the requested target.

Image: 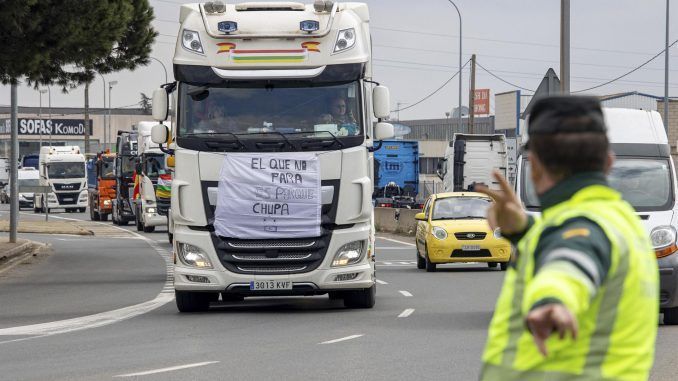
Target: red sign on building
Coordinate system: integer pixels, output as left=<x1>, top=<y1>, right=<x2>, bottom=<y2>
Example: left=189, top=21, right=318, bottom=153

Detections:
left=473, top=89, right=490, bottom=115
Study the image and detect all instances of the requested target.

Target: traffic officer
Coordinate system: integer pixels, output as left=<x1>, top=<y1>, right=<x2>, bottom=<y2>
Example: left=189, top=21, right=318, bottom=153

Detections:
left=477, top=96, right=658, bottom=380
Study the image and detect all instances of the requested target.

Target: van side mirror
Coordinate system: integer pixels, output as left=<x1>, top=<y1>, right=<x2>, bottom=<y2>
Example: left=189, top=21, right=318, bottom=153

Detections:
left=374, top=122, right=394, bottom=141
left=415, top=212, right=426, bottom=221
left=373, top=86, right=391, bottom=119
left=152, top=88, right=169, bottom=121
left=151, top=124, right=169, bottom=145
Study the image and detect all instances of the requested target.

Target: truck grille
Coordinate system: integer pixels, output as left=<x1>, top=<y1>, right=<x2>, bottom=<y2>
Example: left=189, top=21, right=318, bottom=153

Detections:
left=156, top=197, right=170, bottom=216
left=56, top=192, right=80, bottom=205
left=53, top=183, right=81, bottom=191
left=212, top=234, right=330, bottom=275
left=454, top=232, right=487, bottom=240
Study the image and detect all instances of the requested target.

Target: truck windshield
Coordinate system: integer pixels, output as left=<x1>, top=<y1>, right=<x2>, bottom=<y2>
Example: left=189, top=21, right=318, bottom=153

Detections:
left=521, top=158, right=674, bottom=211
left=432, top=197, right=491, bottom=220
left=101, top=157, right=115, bottom=179
left=144, top=154, right=167, bottom=179
left=178, top=81, right=362, bottom=141
left=121, top=157, right=135, bottom=177
left=48, top=162, right=85, bottom=179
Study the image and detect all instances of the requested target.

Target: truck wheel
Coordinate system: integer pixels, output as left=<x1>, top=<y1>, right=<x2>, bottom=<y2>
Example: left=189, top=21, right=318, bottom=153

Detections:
left=425, top=249, right=437, bottom=272
left=500, top=262, right=509, bottom=271
left=343, top=285, right=376, bottom=309
left=118, top=219, right=129, bottom=226
left=664, top=307, right=678, bottom=325
left=91, top=209, right=100, bottom=221
left=135, top=209, right=143, bottom=231
left=175, top=291, right=213, bottom=312
left=168, top=232, right=173, bottom=244
left=100, top=214, right=108, bottom=222
left=79, top=208, right=86, bottom=213
left=416, top=246, right=425, bottom=269
left=143, top=225, right=155, bottom=233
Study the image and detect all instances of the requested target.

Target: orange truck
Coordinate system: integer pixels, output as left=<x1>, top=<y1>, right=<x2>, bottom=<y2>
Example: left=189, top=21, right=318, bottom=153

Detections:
left=87, top=151, right=116, bottom=221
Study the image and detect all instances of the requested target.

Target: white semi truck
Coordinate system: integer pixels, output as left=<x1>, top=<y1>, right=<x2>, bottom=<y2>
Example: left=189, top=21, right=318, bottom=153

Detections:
left=134, top=121, right=172, bottom=233
left=34, top=146, right=88, bottom=212
left=437, top=133, right=508, bottom=192
left=149, top=0, right=393, bottom=312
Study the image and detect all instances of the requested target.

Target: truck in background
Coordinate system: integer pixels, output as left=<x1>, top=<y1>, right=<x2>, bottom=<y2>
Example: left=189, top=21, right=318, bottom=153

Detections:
left=21, top=154, right=39, bottom=169
left=515, top=108, right=678, bottom=325
left=373, top=140, right=419, bottom=208
left=149, top=0, right=394, bottom=312
left=87, top=151, right=117, bottom=221
left=133, top=121, right=172, bottom=233
left=0, top=157, right=9, bottom=203
left=12, top=167, right=40, bottom=208
left=437, top=134, right=508, bottom=192
left=111, top=131, right=138, bottom=225
left=34, top=146, right=88, bottom=212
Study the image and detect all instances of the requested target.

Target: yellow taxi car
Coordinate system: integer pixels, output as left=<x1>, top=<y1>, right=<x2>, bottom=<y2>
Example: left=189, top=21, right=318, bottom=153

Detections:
left=415, top=192, right=511, bottom=272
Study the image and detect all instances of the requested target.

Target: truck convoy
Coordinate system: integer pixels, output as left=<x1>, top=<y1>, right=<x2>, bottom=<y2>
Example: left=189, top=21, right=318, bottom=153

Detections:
left=134, top=121, right=172, bottom=233
left=373, top=140, right=419, bottom=208
left=87, top=151, right=117, bottom=221
left=112, top=131, right=138, bottom=225
left=515, top=108, right=678, bottom=325
left=437, top=133, right=508, bottom=192
left=149, top=0, right=394, bottom=312
left=34, top=146, right=87, bottom=213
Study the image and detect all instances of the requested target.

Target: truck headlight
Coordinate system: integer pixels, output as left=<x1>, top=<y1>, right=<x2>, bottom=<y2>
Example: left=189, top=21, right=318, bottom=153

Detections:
left=146, top=207, right=156, bottom=214
left=176, top=242, right=213, bottom=269
left=651, top=225, right=678, bottom=258
left=48, top=193, right=57, bottom=201
left=431, top=227, right=448, bottom=240
left=182, top=29, right=204, bottom=54
left=103, top=200, right=112, bottom=206
left=333, top=28, right=356, bottom=53
left=332, top=240, right=365, bottom=267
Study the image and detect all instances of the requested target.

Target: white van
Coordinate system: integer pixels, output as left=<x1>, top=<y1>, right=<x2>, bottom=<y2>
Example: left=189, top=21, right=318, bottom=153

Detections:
left=9, top=168, right=41, bottom=208
left=516, top=108, right=678, bottom=324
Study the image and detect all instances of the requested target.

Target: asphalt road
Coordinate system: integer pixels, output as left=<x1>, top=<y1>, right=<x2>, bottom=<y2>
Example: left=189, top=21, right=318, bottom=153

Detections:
left=1, top=206, right=677, bottom=380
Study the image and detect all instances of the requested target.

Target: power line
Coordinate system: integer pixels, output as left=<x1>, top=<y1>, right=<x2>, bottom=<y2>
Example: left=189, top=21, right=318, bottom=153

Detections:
left=394, top=59, right=470, bottom=112
left=475, top=61, right=536, bottom=92
left=572, top=38, right=678, bottom=93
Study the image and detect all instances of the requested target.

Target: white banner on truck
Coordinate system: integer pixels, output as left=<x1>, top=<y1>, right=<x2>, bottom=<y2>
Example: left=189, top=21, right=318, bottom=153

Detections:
left=214, top=153, right=322, bottom=239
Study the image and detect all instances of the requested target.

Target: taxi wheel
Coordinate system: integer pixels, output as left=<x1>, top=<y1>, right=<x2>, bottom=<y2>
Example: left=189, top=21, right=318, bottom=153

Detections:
left=416, top=244, right=425, bottom=269
left=664, top=307, right=678, bottom=325
left=488, top=262, right=498, bottom=269
left=500, top=262, right=508, bottom=271
left=425, top=248, right=436, bottom=272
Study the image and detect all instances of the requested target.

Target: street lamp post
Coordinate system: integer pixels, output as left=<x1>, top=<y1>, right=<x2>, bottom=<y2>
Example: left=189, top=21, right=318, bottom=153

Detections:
left=47, top=87, right=52, bottom=146
left=108, top=80, right=118, bottom=151
left=38, top=89, right=47, bottom=148
left=664, top=0, right=670, bottom=132
left=98, top=73, right=106, bottom=150
left=149, top=56, right=168, bottom=84
left=447, top=0, right=463, bottom=133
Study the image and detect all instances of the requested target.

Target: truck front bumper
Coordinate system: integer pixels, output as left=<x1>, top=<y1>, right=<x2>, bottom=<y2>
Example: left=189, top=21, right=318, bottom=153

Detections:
left=143, top=212, right=167, bottom=227
left=172, top=224, right=375, bottom=294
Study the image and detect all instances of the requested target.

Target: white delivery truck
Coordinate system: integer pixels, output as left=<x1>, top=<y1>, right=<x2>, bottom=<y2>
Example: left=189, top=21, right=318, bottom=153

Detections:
left=10, top=167, right=40, bottom=208
left=437, top=133, right=508, bottom=192
left=516, top=108, right=678, bottom=325
left=34, top=146, right=88, bottom=213
left=134, top=121, right=172, bottom=233
left=149, top=0, right=393, bottom=312
left=0, top=157, right=9, bottom=203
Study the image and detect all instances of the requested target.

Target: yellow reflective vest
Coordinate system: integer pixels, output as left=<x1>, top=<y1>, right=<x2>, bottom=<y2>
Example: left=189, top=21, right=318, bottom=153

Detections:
left=481, top=185, right=658, bottom=381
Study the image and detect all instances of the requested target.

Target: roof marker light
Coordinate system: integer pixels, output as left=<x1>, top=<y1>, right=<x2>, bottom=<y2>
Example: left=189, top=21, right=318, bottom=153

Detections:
left=204, top=1, right=226, bottom=14
left=218, top=21, right=238, bottom=34
left=300, top=20, right=320, bottom=33
left=313, top=0, right=334, bottom=12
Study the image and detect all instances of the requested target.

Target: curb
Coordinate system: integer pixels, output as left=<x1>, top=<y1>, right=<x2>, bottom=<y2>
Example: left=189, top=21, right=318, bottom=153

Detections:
left=0, top=241, right=37, bottom=275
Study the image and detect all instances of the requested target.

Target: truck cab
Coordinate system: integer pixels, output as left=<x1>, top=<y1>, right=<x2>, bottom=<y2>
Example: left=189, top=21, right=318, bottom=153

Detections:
left=88, top=151, right=117, bottom=221
left=149, top=1, right=393, bottom=312
left=34, top=146, right=88, bottom=213
left=14, top=167, right=40, bottom=209
left=438, top=133, right=508, bottom=192
left=112, top=131, right=138, bottom=225
left=516, top=108, right=678, bottom=325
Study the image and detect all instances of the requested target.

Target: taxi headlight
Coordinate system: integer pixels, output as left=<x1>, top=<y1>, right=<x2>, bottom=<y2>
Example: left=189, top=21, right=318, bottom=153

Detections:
left=650, top=225, right=676, bottom=249
left=493, top=228, right=502, bottom=239
left=332, top=240, right=365, bottom=267
left=431, top=227, right=448, bottom=240
left=176, top=242, right=213, bottom=269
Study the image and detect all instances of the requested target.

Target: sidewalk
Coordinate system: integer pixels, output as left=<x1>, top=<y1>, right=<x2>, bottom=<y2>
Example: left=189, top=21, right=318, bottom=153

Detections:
left=0, top=220, right=93, bottom=235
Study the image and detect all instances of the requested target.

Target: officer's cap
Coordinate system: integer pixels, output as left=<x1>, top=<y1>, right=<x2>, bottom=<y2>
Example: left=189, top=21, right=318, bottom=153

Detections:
left=528, top=96, right=606, bottom=137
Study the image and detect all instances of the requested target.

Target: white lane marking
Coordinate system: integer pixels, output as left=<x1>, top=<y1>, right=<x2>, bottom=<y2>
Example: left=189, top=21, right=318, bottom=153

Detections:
left=398, top=308, right=415, bottom=318
left=377, top=236, right=416, bottom=247
left=114, top=361, right=220, bottom=378
left=375, top=279, right=388, bottom=285
left=398, top=261, right=410, bottom=265
left=320, top=334, right=364, bottom=345
left=383, top=261, right=393, bottom=265
left=399, top=290, right=413, bottom=297
left=376, top=247, right=409, bottom=250
left=0, top=293, right=174, bottom=336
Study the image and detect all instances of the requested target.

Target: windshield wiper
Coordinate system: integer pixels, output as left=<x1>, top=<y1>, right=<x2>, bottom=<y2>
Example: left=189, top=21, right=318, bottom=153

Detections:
left=183, top=132, right=245, bottom=150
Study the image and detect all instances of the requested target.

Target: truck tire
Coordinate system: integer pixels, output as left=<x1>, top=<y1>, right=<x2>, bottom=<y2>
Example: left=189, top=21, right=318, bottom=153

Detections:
left=100, top=214, right=109, bottom=221
left=135, top=208, right=143, bottom=231
left=91, top=208, right=100, bottom=221
left=79, top=208, right=86, bottom=213
left=118, top=219, right=129, bottom=226
left=343, top=285, right=376, bottom=309
left=664, top=307, right=678, bottom=325
left=175, top=291, right=214, bottom=312
left=168, top=231, right=173, bottom=244
left=143, top=225, right=155, bottom=233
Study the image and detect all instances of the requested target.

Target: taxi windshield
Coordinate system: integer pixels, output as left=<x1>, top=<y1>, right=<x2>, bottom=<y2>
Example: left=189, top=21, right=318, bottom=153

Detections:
left=432, top=197, right=491, bottom=220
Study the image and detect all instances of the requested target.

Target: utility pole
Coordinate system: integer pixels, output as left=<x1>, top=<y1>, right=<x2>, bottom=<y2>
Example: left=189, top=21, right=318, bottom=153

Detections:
left=469, top=54, right=477, bottom=134
left=9, top=83, right=18, bottom=243
left=39, top=89, right=47, bottom=148
left=84, top=83, right=90, bottom=154
left=560, top=0, right=571, bottom=94
left=664, top=0, right=670, bottom=133
left=48, top=87, right=52, bottom=146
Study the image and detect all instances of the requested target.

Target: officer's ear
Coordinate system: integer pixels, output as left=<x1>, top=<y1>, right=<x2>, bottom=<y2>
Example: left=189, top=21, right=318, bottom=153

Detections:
left=604, top=150, right=615, bottom=175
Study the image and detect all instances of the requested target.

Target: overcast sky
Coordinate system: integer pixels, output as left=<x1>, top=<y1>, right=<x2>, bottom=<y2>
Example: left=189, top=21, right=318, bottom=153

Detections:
left=1, top=0, right=676, bottom=120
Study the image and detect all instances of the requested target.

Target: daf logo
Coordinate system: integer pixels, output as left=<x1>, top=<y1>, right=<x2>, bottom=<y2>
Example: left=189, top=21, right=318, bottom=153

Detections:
left=466, top=233, right=476, bottom=239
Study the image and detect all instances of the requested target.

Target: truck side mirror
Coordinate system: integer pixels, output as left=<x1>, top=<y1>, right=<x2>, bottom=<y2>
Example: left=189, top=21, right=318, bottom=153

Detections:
left=436, top=158, right=447, bottom=181
left=373, top=86, right=391, bottom=119
left=151, top=124, right=169, bottom=145
left=152, top=88, right=169, bottom=121
left=374, top=122, right=394, bottom=141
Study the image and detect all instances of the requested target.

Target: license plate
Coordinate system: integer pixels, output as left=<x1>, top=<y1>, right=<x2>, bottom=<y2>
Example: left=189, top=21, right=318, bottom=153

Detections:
left=461, top=245, right=481, bottom=251
left=63, top=198, right=73, bottom=201
left=249, top=280, right=293, bottom=290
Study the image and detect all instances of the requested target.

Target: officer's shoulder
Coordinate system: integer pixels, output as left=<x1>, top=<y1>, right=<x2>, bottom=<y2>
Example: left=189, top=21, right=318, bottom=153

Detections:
left=540, top=217, right=610, bottom=247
